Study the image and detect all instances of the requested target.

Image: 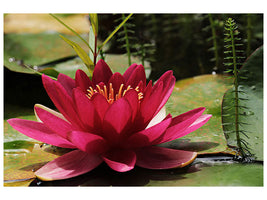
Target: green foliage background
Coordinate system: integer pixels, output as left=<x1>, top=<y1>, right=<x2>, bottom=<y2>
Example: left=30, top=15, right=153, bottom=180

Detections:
left=98, top=14, right=263, bottom=81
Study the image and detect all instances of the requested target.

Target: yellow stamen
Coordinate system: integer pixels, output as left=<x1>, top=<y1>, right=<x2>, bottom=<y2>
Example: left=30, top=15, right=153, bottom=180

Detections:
left=87, top=83, right=143, bottom=104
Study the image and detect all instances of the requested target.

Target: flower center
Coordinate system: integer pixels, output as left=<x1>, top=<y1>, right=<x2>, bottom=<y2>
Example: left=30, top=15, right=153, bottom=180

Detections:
left=87, top=83, right=143, bottom=104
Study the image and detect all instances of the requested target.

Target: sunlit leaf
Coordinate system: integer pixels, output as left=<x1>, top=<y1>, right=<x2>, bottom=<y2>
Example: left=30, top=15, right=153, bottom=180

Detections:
left=89, top=26, right=96, bottom=64
left=89, top=14, right=98, bottom=36
left=59, top=35, right=94, bottom=75
left=50, top=13, right=92, bottom=52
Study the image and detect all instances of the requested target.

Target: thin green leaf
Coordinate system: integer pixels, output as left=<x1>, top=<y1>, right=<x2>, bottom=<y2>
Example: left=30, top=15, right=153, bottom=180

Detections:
left=50, top=13, right=93, bottom=53
left=98, top=13, right=133, bottom=53
left=60, top=35, right=94, bottom=74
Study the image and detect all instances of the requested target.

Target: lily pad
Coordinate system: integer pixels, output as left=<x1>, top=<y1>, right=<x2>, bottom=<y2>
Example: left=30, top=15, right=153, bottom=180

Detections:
left=4, top=144, right=69, bottom=183
left=4, top=104, right=39, bottom=142
left=222, top=46, right=263, bottom=160
left=163, top=74, right=233, bottom=154
left=4, top=32, right=89, bottom=73
left=147, top=162, right=263, bottom=186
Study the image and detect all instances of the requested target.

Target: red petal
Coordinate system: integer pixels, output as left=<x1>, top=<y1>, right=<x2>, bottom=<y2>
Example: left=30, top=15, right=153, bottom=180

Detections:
left=91, top=93, right=110, bottom=122
left=42, top=75, right=82, bottom=129
left=57, top=73, right=75, bottom=97
left=68, top=131, right=108, bottom=154
left=7, top=119, right=75, bottom=148
left=102, top=149, right=136, bottom=172
left=156, top=76, right=175, bottom=114
left=126, top=65, right=146, bottom=88
left=35, top=150, right=103, bottom=181
left=103, top=98, right=132, bottom=142
left=126, top=115, right=172, bottom=148
left=158, top=107, right=207, bottom=144
left=135, top=146, right=197, bottom=169
left=73, top=88, right=99, bottom=131
left=75, top=69, right=93, bottom=93
left=139, top=81, right=164, bottom=126
left=34, top=105, right=73, bottom=138
left=123, top=89, right=139, bottom=122
left=123, top=63, right=138, bottom=81
left=92, top=59, right=113, bottom=85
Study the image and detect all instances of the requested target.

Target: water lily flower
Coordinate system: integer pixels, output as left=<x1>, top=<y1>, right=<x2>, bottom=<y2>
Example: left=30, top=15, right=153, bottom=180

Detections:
left=8, top=59, right=211, bottom=181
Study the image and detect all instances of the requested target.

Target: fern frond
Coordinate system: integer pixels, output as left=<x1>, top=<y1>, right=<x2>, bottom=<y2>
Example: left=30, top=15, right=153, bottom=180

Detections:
left=223, top=17, right=252, bottom=161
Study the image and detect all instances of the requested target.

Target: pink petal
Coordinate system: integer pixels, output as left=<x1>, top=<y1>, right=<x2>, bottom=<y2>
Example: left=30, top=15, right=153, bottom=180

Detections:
left=34, top=104, right=67, bottom=122
left=73, top=88, right=99, bottom=131
left=35, top=150, right=103, bottom=181
left=135, top=146, right=197, bottom=169
left=103, top=98, right=132, bottom=142
left=34, top=105, right=74, bottom=138
left=57, top=73, right=75, bottom=97
left=126, top=65, right=146, bottom=89
left=107, top=72, right=126, bottom=95
left=7, top=118, right=75, bottom=148
left=126, top=115, right=172, bottom=148
left=166, top=114, right=212, bottom=142
left=75, top=69, right=93, bottom=93
left=102, top=149, right=136, bottom=172
left=92, top=59, right=113, bottom=85
left=68, top=131, right=108, bottom=154
left=158, top=107, right=208, bottom=144
left=123, top=63, right=138, bottom=81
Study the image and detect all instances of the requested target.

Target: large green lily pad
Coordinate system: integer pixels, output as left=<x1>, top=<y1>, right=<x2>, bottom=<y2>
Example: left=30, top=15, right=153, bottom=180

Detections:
left=4, top=32, right=89, bottom=74
left=147, top=162, right=263, bottom=186
left=222, top=47, right=263, bottom=161
left=163, top=74, right=233, bottom=154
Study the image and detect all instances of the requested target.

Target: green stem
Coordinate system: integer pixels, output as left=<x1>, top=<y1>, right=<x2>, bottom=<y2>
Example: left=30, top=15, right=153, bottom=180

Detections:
left=94, top=35, right=98, bottom=66
left=229, top=21, right=242, bottom=154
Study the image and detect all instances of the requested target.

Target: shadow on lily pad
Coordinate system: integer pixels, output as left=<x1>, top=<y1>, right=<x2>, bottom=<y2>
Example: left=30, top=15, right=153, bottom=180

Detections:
left=159, top=139, right=220, bottom=153
left=29, top=163, right=200, bottom=186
